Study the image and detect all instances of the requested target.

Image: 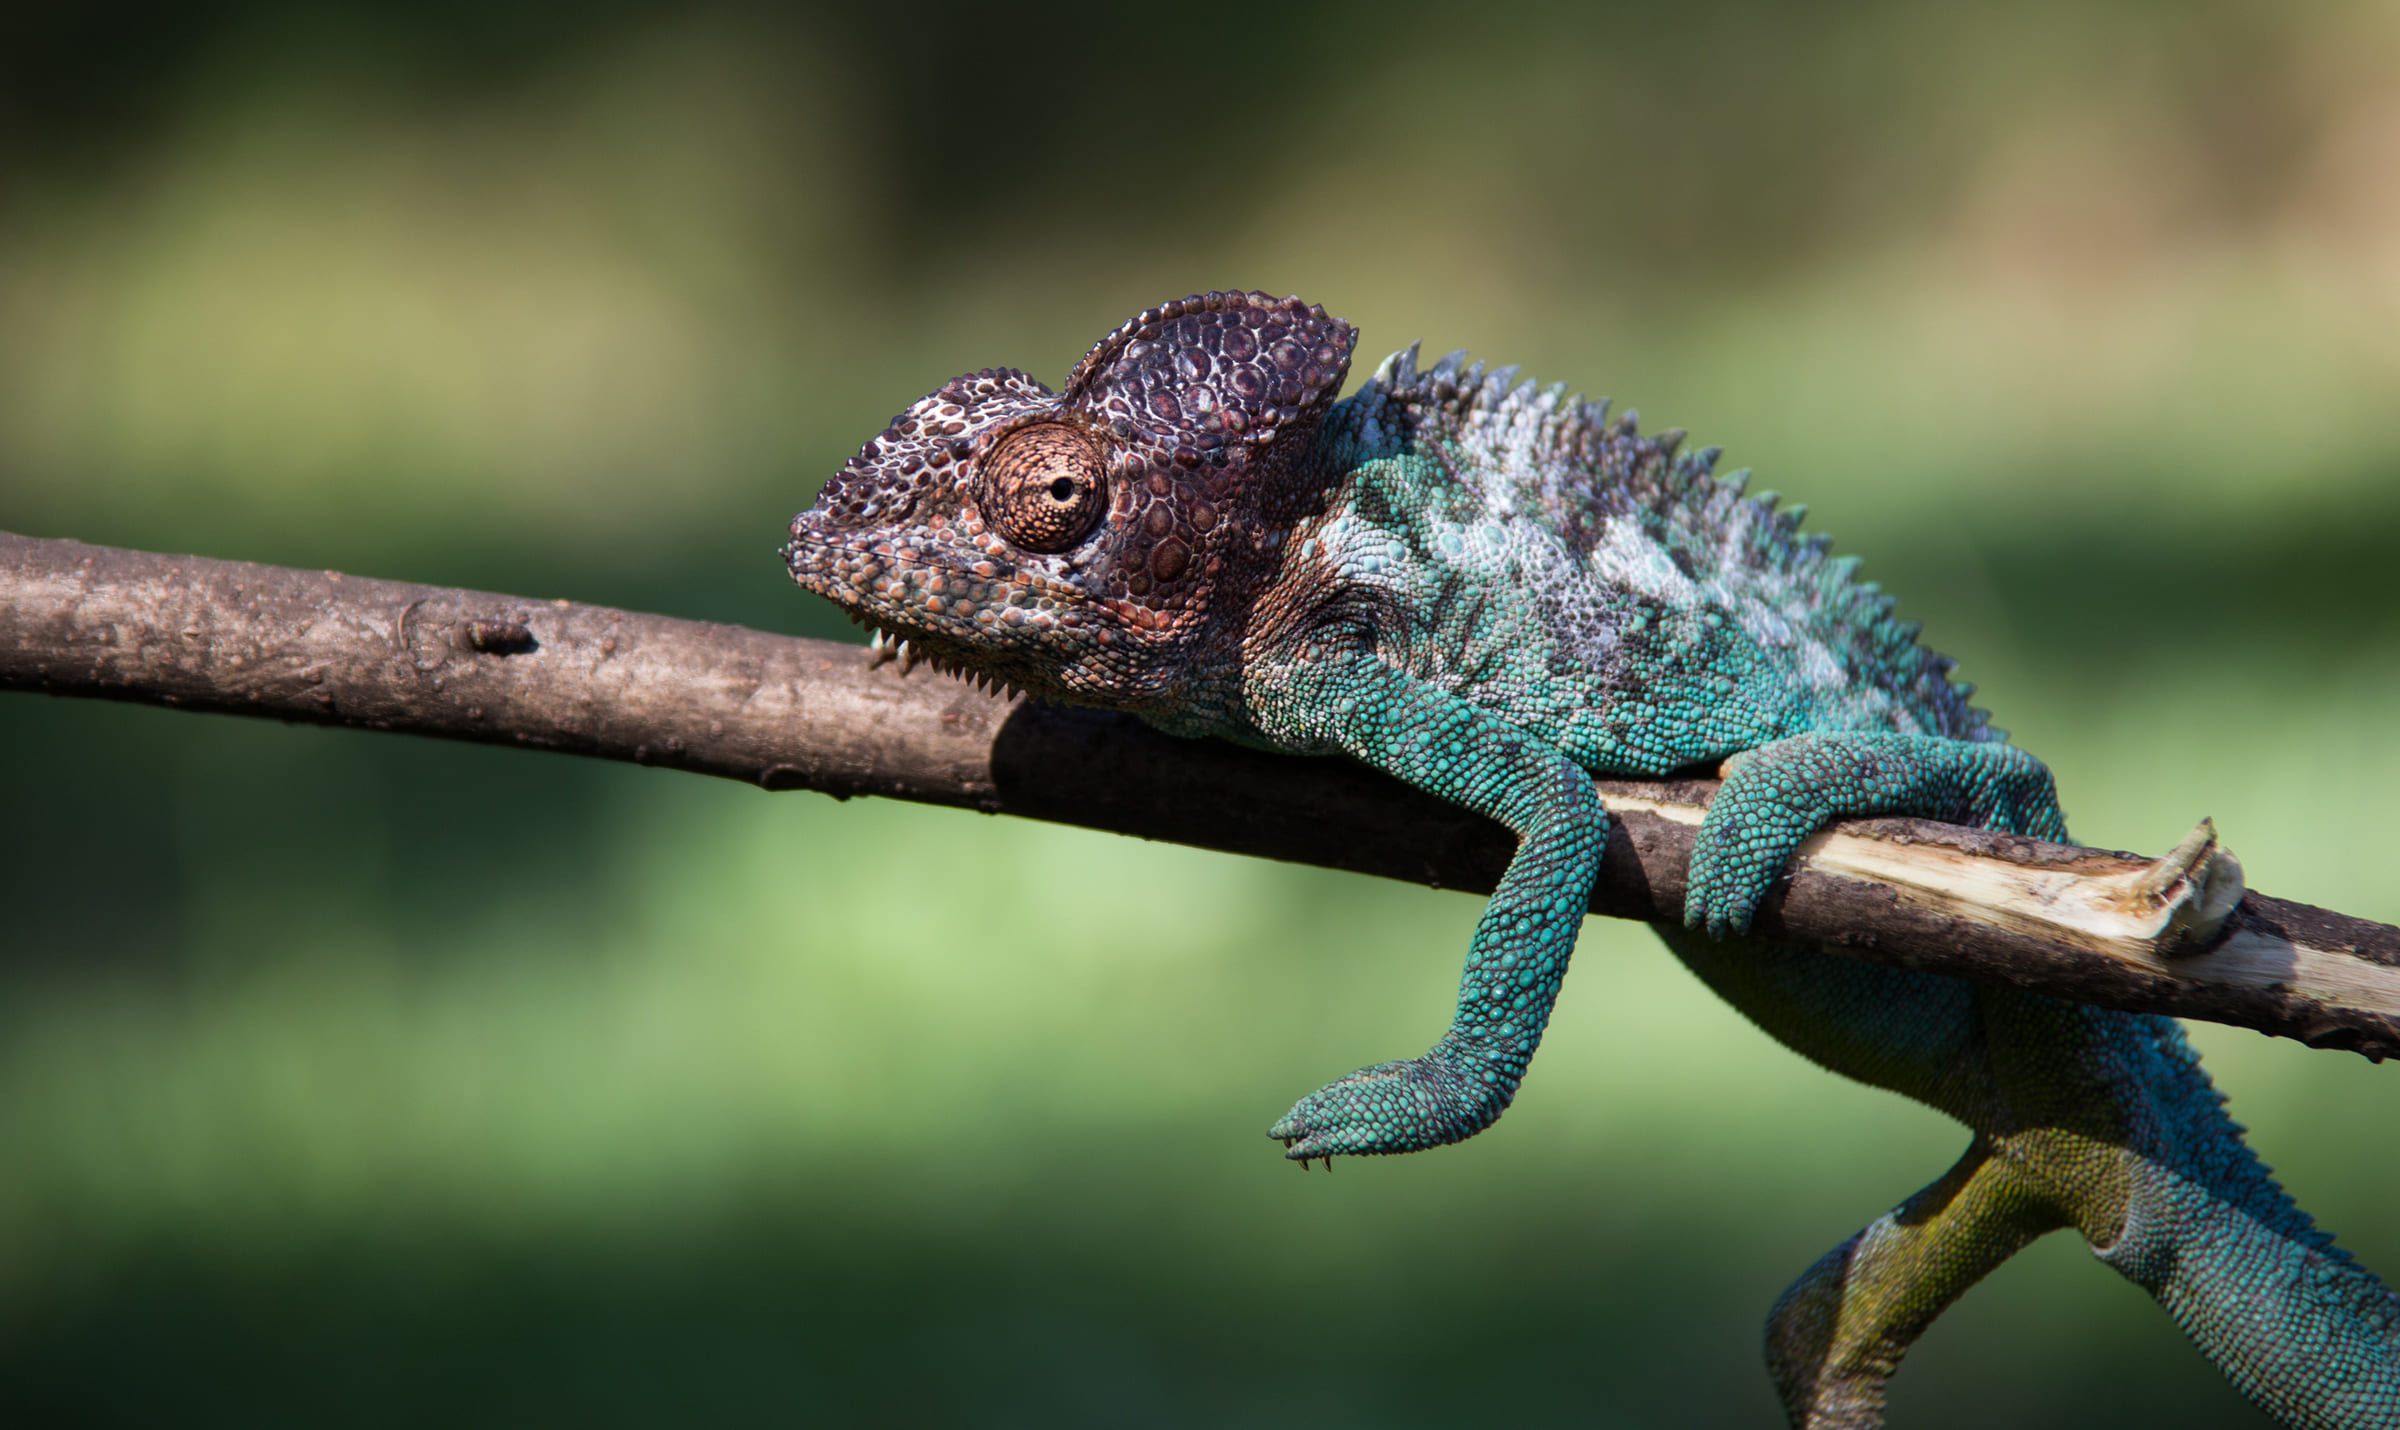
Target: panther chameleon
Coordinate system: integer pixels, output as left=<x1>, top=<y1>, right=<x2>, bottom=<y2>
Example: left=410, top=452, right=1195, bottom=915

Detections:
left=783, top=290, right=2399, bottom=1428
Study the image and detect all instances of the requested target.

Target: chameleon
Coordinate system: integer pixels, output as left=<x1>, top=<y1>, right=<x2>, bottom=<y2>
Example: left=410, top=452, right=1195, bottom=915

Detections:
left=782, top=290, right=2400, bottom=1427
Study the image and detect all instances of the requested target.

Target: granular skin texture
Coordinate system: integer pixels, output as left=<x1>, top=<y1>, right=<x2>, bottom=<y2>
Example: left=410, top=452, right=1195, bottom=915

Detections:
left=786, top=291, right=2400, bottom=1428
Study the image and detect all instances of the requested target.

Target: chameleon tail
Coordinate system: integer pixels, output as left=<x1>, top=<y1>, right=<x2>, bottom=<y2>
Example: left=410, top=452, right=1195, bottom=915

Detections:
left=2086, top=1012, right=2400, bottom=1430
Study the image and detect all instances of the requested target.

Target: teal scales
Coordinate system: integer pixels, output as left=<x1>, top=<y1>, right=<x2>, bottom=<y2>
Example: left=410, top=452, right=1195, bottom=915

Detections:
left=785, top=291, right=2400, bottom=1428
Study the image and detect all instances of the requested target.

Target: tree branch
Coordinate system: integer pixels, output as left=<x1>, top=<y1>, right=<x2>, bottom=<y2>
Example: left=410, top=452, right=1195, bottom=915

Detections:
left=6, top=530, right=2396, bottom=1059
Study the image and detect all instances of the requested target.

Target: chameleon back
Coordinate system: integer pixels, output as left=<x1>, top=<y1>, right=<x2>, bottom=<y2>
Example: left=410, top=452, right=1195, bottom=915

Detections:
left=1292, top=342, right=1994, bottom=774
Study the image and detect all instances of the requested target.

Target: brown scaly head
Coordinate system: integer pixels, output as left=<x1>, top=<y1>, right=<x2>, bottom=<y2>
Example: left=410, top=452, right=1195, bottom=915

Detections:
left=785, top=291, right=1356, bottom=707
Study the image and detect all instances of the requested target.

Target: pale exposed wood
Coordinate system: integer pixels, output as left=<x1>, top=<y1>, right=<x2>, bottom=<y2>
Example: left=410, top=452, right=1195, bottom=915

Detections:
left=6, top=529, right=2398, bottom=1058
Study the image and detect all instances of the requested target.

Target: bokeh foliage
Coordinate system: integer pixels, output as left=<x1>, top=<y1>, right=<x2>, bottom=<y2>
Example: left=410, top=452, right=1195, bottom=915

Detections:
left=2, top=2, right=2398, bottom=1424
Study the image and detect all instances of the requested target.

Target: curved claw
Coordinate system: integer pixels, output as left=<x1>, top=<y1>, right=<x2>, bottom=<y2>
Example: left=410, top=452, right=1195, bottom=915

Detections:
left=1266, top=1051, right=1513, bottom=1159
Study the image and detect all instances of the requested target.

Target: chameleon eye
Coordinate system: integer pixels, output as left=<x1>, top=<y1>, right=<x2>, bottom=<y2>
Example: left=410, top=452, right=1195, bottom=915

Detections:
left=979, top=423, right=1108, bottom=553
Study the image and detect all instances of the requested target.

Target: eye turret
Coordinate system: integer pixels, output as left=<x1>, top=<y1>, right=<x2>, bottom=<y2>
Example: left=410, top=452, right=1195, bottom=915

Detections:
left=978, top=423, right=1108, bottom=553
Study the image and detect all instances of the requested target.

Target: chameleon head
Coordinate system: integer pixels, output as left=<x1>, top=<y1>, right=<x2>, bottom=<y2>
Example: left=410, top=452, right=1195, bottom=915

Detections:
left=785, top=291, right=1357, bottom=704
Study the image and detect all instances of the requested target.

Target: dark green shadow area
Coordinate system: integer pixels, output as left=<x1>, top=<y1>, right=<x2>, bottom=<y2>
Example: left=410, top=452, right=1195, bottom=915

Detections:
left=0, top=1158, right=2277, bottom=1430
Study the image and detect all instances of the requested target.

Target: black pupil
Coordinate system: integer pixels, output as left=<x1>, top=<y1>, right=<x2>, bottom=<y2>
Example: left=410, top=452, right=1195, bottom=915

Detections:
left=1048, top=476, right=1079, bottom=502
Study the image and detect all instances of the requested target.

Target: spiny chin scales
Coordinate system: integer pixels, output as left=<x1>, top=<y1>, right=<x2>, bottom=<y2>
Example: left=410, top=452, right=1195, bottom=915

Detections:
left=849, top=620, right=1026, bottom=700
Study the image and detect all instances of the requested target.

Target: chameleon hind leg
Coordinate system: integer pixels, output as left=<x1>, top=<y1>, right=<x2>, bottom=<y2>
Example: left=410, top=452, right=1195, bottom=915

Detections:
left=1765, top=1137, right=2065, bottom=1429
left=1664, top=926, right=2400, bottom=1429
left=1658, top=927, right=2123, bottom=1428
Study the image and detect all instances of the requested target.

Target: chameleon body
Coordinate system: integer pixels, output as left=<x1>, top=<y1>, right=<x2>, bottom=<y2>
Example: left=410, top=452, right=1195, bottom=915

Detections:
left=784, top=291, right=2400, bottom=1427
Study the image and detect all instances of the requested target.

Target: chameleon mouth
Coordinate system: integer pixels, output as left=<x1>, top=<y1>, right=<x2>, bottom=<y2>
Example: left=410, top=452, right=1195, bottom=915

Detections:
left=833, top=608, right=1022, bottom=693
left=782, top=518, right=1099, bottom=621
left=783, top=526, right=1055, bottom=698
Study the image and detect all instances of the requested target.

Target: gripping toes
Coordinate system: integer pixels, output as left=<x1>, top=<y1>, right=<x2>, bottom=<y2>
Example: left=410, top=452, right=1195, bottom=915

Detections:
left=1267, top=1047, right=1514, bottom=1160
left=1685, top=732, right=2067, bottom=938
left=1685, top=747, right=1830, bottom=937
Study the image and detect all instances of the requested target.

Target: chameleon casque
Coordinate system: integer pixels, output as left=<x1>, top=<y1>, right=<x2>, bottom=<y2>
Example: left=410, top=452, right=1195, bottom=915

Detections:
left=783, top=291, right=2400, bottom=1427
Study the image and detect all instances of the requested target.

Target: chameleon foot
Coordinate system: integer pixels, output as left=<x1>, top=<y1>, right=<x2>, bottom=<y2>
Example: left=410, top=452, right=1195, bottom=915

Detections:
left=1685, top=733, right=2063, bottom=938
left=1267, top=1048, right=1515, bottom=1159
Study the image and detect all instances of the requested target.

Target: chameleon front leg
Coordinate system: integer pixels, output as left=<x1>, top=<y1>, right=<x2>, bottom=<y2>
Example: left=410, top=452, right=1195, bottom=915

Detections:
left=1686, top=730, right=2067, bottom=938
left=1251, top=655, right=1607, bottom=1160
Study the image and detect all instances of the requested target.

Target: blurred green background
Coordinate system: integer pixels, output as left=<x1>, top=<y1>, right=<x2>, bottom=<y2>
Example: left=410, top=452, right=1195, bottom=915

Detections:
left=3, top=2, right=2398, bottom=1424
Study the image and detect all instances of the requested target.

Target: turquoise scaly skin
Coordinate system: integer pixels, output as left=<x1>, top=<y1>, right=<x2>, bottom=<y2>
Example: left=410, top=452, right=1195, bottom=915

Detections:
left=784, top=292, right=2400, bottom=1426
